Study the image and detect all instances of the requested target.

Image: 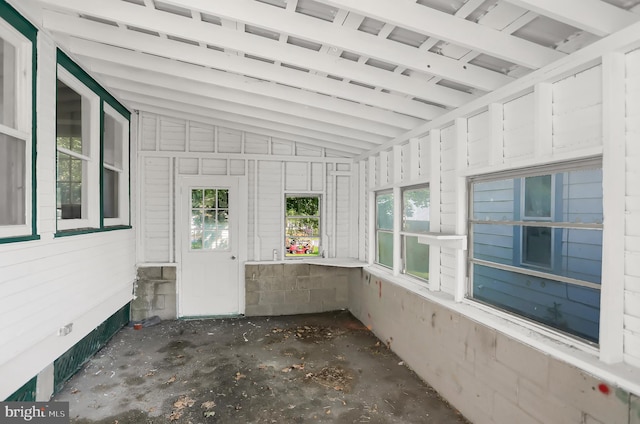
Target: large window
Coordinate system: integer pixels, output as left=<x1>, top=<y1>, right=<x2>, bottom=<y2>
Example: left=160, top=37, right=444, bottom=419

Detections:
left=402, top=185, right=430, bottom=280
left=469, top=162, right=603, bottom=343
left=0, top=8, right=36, bottom=240
left=285, top=195, right=320, bottom=257
left=56, top=50, right=130, bottom=234
left=375, top=191, right=393, bottom=268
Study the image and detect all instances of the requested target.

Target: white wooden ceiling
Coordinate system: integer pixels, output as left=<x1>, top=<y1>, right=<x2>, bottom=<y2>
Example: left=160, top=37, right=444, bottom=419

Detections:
left=21, top=0, right=640, bottom=157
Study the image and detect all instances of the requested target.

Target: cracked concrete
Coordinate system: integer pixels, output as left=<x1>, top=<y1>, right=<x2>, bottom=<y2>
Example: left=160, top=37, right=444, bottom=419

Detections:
left=53, top=311, right=469, bottom=423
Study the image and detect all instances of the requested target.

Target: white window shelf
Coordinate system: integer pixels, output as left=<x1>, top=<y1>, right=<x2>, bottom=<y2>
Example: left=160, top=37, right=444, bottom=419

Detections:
left=416, top=233, right=467, bottom=250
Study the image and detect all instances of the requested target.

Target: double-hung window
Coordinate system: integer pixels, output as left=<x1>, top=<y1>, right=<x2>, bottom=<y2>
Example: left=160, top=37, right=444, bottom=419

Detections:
left=0, top=7, right=36, bottom=240
left=469, top=161, right=603, bottom=343
left=56, top=50, right=130, bottom=234
left=375, top=191, right=393, bottom=268
left=285, top=195, right=320, bottom=257
left=401, top=185, right=430, bottom=280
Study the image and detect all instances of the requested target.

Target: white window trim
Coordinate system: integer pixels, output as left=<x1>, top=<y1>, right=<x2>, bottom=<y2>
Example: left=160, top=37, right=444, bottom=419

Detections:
left=0, top=18, right=33, bottom=239
left=103, top=103, right=129, bottom=227
left=56, top=65, right=100, bottom=231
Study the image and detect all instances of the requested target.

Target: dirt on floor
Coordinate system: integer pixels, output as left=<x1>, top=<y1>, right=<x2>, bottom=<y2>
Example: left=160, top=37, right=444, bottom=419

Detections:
left=53, top=311, right=470, bottom=424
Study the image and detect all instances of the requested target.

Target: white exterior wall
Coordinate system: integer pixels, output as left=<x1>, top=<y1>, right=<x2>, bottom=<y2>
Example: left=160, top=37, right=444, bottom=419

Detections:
left=361, top=30, right=640, bottom=422
left=137, top=112, right=357, bottom=265
left=0, top=24, right=136, bottom=399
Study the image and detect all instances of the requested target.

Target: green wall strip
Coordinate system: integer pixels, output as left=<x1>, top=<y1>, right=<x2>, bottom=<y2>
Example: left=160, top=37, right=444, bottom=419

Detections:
left=53, top=303, right=130, bottom=394
left=5, top=376, right=37, bottom=402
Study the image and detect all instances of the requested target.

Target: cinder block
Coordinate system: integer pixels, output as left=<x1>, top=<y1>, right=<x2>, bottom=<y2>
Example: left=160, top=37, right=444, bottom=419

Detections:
left=630, top=394, right=640, bottom=424
left=245, top=280, right=259, bottom=292
left=336, top=285, right=348, bottom=303
left=162, top=266, right=176, bottom=280
left=324, top=275, right=348, bottom=289
left=258, top=264, right=284, bottom=278
left=284, top=289, right=310, bottom=305
left=246, top=291, right=259, bottom=306
left=296, top=276, right=320, bottom=290
left=161, top=295, right=177, bottom=320
left=155, top=281, right=176, bottom=295
left=287, top=263, right=310, bottom=277
left=517, top=375, right=583, bottom=424
left=260, top=291, right=285, bottom=305
left=493, top=393, right=540, bottom=424
left=310, top=288, right=337, bottom=304
left=474, top=353, right=519, bottom=403
left=245, top=304, right=274, bottom=316
left=152, top=295, right=165, bottom=310
left=547, top=358, right=629, bottom=424
left=245, top=265, right=259, bottom=279
left=282, top=275, right=297, bottom=291
left=137, top=266, right=162, bottom=280
left=496, top=332, right=548, bottom=388
left=133, top=281, right=154, bottom=296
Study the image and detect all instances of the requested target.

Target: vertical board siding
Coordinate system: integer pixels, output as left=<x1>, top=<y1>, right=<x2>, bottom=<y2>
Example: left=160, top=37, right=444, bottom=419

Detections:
left=467, top=110, right=491, bottom=168
left=552, top=66, right=603, bottom=152
left=625, top=48, right=640, bottom=367
left=504, top=93, right=534, bottom=161
left=142, top=157, right=171, bottom=262
left=159, top=117, right=186, bottom=152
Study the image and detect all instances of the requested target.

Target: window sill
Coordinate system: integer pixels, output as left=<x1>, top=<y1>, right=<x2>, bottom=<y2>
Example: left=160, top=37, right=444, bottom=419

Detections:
left=55, top=225, right=132, bottom=238
left=0, top=234, right=40, bottom=244
left=364, top=264, right=640, bottom=396
left=245, top=257, right=367, bottom=268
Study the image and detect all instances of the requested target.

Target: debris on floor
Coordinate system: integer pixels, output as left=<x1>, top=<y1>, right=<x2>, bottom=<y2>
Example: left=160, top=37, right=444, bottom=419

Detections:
left=54, top=311, right=470, bottom=424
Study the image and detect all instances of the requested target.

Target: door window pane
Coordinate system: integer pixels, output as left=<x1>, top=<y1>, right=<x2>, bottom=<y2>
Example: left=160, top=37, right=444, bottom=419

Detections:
left=0, top=133, right=25, bottom=225
left=191, top=188, right=230, bottom=251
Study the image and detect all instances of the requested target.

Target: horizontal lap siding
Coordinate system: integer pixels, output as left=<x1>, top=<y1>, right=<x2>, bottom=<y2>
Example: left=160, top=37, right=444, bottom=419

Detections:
left=440, top=126, right=457, bottom=296
left=504, top=93, right=534, bottom=161
left=142, top=157, right=171, bottom=262
left=467, top=111, right=491, bottom=168
left=553, top=66, right=603, bottom=152
left=257, top=161, right=282, bottom=259
left=625, top=49, right=640, bottom=367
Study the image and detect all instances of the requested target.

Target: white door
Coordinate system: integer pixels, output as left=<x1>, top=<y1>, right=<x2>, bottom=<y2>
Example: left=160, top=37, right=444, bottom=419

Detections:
left=179, top=176, right=240, bottom=317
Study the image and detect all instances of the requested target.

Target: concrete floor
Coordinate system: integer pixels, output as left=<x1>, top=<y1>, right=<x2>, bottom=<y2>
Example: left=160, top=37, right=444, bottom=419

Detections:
left=54, top=311, right=470, bottom=423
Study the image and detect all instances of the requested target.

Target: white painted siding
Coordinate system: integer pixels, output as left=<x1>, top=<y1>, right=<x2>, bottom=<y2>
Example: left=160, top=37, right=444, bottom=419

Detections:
left=504, top=93, right=534, bottom=161
left=159, top=117, right=186, bottom=152
left=467, top=110, right=491, bottom=168
left=257, top=161, right=283, bottom=259
left=0, top=28, right=135, bottom=399
left=553, top=65, right=603, bottom=152
left=141, top=157, right=171, bottom=262
left=625, top=48, right=640, bottom=367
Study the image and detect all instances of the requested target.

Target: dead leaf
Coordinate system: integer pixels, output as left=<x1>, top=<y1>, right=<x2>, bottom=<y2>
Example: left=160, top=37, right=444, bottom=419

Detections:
left=292, top=363, right=305, bottom=370
left=235, top=372, right=246, bottom=381
left=176, top=354, right=185, bottom=359
left=70, top=388, right=80, bottom=394
left=258, top=364, right=267, bottom=370
left=281, top=367, right=292, bottom=373
left=326, top=409, right=331, bottom=414
left=173, top=395, right=195, bottom=409
left=168, top=410, right=182, bottom=421
left=201, top=401, right=216, bottom=409
left=165, top=375, right=177, bottom=384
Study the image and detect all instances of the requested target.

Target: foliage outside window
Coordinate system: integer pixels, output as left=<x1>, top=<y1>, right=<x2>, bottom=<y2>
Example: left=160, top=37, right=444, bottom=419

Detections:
left=190, top=188, right=229, bottom=250
left=402, top=185, right=430, bottom=281
left=285, top=195, right=320, bottom=257
left=375, top=191, right=393, bottom=268
left=0, top=7, right=36, bottom=240
left=469, top=163, right=603, bottom=343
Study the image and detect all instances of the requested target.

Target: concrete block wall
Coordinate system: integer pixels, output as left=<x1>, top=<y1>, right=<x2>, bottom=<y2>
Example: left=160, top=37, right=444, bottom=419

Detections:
left=349, top=270, right=639, bottom=424
left=244, top=263, right=358, bottom=316
left=131, top=266, right=177, bottom=321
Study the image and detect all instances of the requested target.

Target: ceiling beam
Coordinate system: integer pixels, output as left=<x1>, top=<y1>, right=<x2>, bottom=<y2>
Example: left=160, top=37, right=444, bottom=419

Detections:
left=124, top=100, right=366, bottom=156
left=315, top=0, right=565, bottom=69
left=503, top=0, right=639, bottom=37
left=66, top=38, right=423, bottom=131
left=42, top=10, right=439, bottom=119
left=38, top=0, right=472, bottom=108
left=112, top=87, right=380, bottom=150
left=159, top=0, right=514, bottom=91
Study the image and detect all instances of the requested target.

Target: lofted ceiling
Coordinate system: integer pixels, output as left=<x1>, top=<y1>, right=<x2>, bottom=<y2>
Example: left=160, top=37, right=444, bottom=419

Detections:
left=20, top=0, right=640, bottom=157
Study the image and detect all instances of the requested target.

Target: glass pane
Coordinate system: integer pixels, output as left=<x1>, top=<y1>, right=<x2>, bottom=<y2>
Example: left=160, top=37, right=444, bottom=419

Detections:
left=0, top=38, right=16, bottom=129
left=203, top=231, right=216, bottom=250
left=473, top=264, right=600, bottom=342
left=404, top=235, right=429, bottom=280
left=103, top=168, right=119, bottom=219
left=103, top=112, right=123, bottom=168
left=57, top=151, right=83, bottom=220
left=285, top=236, right=320, bottom=256
left=473, top=223, right=602, bottom=284
left=377, top=231, right=393, bottom=268
left=286, top=196, right=319, bottom=216
left=191, top=209, right=203, bottom=230
left=218, top=189, right=229, bottom=208
left=524, top=175, right=551, bottom=218
left=204, top=210, right=216, bottom=230
left=191, top=189, right=203, bottom=208
left=204, top=189, right=216, bottom=208
left=191, top=229, right=202, bottom=250
left=0, top=133, right=25, bottom=225
left=56, top=80, right=85, bottom=155
left=403, top=186, right=430, bottom=232
left=376, top=192, right=393, bottom=230
left=472, top=178, right=515, bottom=222
left=217, top=210, right=229, bottom=230
left=562, top=168, right=603, bottom=224
left=286, top=217, right=320, bottom=238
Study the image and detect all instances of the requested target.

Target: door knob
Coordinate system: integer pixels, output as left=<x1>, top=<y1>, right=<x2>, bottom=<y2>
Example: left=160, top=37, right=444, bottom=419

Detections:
left=231, top=255, right=236, bottom=260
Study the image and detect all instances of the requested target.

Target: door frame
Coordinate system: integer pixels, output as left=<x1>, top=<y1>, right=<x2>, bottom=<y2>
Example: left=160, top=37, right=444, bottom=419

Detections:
left=175, top=174, right=248, bottom=317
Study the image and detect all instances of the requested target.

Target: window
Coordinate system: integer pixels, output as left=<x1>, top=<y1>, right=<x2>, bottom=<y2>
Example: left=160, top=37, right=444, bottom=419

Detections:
left=402, top=185, right=430, bottom=280
left=0, top=7, right=37, bottom=240
left=55, top=50, right=131, bottom=235
left=375, top=191, right=393, bottom=268
left=190, top=188, right=229, bottom=250
left=285, top=195, right=320, bottom=257
left=469, top=161, right=603, bottom=343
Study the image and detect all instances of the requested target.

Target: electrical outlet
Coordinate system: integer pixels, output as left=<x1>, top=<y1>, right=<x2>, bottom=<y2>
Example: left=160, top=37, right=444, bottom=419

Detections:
left=58, top=323, right=73, bottom=336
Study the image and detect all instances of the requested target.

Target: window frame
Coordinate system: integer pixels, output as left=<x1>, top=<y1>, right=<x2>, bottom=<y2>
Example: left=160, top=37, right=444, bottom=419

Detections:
left=0, top=7, right=37, bottom=242
left=102, top=103, right=130, bottom=227
left=284, top=194, right=321, bottom=258
left=375, top=190, right=394, bottom=269
left=468, top=159, right=603, bottom=344
left=400, top=184, right=430, bottom=281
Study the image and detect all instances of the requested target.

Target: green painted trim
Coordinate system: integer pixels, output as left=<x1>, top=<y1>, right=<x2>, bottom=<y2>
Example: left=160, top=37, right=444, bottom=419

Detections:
left=99, top=102, right=105, bottom=228
left=0, top=0, right=37, bottom=41
left=0, top=234, right=40, bottom=244
left=5, top=376, right=37, bottom=402
left=56, top=49, right=130, bottom=119
left=54, top=225, right=132, bottom=238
